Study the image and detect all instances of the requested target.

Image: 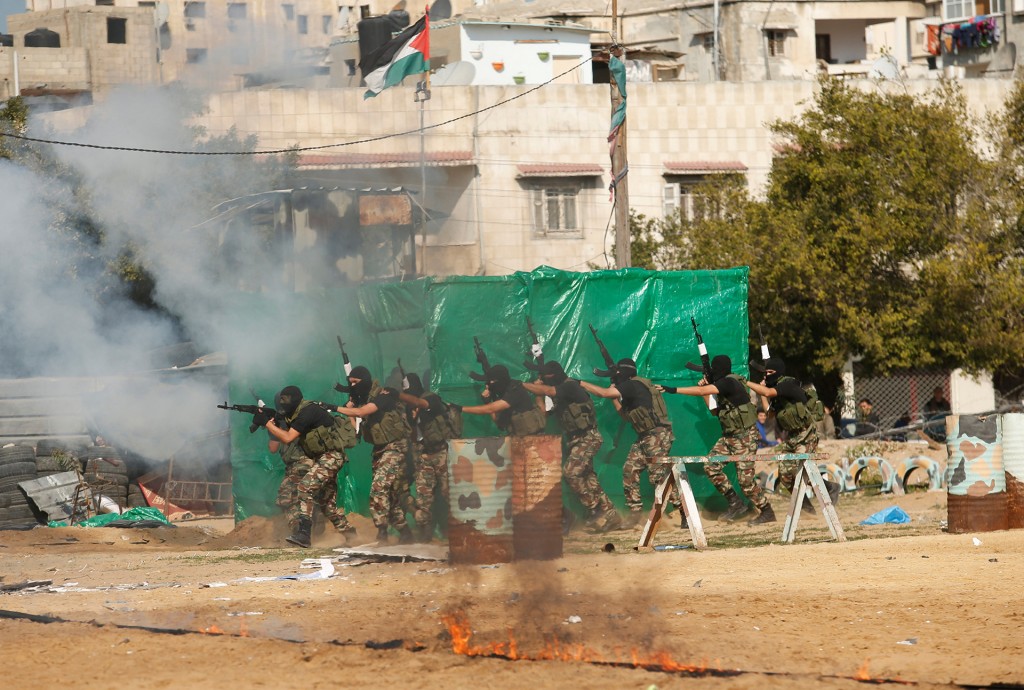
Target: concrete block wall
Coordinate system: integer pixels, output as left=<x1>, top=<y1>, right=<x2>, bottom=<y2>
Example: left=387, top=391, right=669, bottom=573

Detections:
left=0, top=47, right=91, bottom=98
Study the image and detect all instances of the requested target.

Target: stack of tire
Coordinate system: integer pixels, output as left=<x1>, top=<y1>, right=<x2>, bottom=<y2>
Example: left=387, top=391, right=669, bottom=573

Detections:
left=126, top=481, right=147, bottom=509
left=83, top=445, right=129, bottom=510
left=0, top=444, right=41, bottom=529
left=34, top=439, right=82, bottom=479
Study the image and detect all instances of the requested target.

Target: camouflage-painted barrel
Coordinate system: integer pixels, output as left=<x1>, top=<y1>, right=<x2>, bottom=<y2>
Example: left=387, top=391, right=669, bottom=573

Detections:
left=510, top=434, right=563, bottom=561
left=945, top=415, right=1008, bottom=533
left=1001, top=413, right=1024, bottom=529
left=447, top=437, right=514, bottom=565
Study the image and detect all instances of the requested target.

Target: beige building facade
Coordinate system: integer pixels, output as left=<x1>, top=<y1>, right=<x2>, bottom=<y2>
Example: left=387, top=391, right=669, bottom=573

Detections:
left=177, top=78, right=1011, bottom=277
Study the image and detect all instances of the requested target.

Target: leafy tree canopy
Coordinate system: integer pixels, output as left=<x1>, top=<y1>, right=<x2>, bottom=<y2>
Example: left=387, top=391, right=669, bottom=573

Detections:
left=633, top=76, right=1024, bottom=390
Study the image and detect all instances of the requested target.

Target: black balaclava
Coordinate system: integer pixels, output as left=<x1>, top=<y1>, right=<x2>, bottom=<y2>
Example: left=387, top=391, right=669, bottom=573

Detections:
left=541, top=360, right=568, bottom=386
left=486, top=364, right=511, bottom=397
left=348, top=365, right=373, bottom=404
left=710, top=355, right=731, bottom=382
left=612, top=357, right=637, bottom=386
left=278, top=386, right=303, bottom=416
left=404, top=372, right=424, bottom=397
left=765, top=356, right=786, bottom=387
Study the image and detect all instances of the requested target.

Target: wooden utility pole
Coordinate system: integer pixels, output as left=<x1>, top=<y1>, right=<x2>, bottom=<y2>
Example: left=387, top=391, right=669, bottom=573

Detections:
left=610, top=0, right=631, bottom=268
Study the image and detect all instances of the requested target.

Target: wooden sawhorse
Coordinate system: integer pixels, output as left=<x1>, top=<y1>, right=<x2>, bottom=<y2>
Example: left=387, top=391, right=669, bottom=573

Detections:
left=638, top=453, right=845, bottom=551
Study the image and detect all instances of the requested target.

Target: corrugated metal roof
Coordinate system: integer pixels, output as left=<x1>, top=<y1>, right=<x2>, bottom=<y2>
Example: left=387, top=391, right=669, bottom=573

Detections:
left=297, top=151, right=475, bottom=169
left=663, top=160, right=748, bottom=173
left=19, top=471, right=91, bottom=523
left=516, top=163, right=603, bottom=177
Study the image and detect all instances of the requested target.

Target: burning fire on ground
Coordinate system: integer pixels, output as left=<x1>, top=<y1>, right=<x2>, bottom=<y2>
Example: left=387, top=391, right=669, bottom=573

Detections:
left=440, top=609, right=722, bottom=675
left=441, top=610, right=914, bottom=685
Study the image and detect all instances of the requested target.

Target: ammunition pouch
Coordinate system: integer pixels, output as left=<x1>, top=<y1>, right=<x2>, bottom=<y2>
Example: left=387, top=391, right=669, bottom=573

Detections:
left=508, top=405, right=547, bottom=436
left=718, top=374, right=757, bottom=436
left=625, top=378, right=671, bottom=435
left=420, top=395, right=462, bottom=445
left=364, top=407, right=411, bottom=446
left=557, top=400, right=595, bottom=434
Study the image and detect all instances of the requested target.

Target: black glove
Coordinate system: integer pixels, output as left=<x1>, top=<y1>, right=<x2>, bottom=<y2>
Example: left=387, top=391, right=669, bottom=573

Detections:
left=252, top=408, right=274, bottom=428
left=334, top=382, right=351, bottom=393
left=315, top=401, right=336, bottom=411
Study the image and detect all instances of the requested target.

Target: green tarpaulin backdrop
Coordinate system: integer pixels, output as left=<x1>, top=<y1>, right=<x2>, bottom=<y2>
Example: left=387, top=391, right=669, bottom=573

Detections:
left=227, top=266, right=750, bottom=523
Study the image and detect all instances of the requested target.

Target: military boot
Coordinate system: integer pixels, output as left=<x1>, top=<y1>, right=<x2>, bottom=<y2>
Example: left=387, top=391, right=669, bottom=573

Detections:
left=824, top=479, right=842, bottom=506
left=720, top=491, right=752, bottom=522
left=591, top=508, right=623, bottom=533
left=747, top=503, right=777, bottom=526
left=801, top=495, right=816, bottom=515
left=286, top=517, right=312, bottom=548
left=679, top=509, right=688, bottom=529
left=376, top=525, right=390, bottom=545
left=398, top=525, right=415, bottom=545
left=339, top=524, right=358, bottom=546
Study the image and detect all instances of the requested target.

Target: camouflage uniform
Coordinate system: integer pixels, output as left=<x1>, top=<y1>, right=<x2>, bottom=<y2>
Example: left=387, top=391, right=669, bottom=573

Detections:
left=370, top=438, right=411, bottom=531
left=704, top=426, right=769, bottom=510
left=564, top=428, right=614, bottom=513
left=295, top=450, right=353, bottom=531
left=275, top=448, right=313, bottom=530
left=775, top=424, right=819, bottom=494
left=413, top=443, right=449, bottom=529
left=622, top=425, right=677, bottom=513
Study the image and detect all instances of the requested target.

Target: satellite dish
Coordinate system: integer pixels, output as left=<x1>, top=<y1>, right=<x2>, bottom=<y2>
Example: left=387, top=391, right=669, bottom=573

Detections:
left=429, top=0, right=452, bottom=20
left=431, top=60, right=476, bottom=86
left=868, top=54, right=899, bottom=80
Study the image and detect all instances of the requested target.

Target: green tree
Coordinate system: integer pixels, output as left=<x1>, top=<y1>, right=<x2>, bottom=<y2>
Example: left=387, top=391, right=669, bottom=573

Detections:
left=634, top=76, right=1024, bottom=390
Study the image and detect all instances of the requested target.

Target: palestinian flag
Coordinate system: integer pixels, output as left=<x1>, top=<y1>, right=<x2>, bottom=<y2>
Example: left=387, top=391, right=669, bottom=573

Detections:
left=361, top=13, right=430, bottom=99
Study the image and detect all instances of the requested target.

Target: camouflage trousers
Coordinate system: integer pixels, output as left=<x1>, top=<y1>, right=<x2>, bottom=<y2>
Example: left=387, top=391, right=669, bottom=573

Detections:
left=296, top=450, right=352, bottom=531
left=564, top=428, right=613, bottom=513
left=412, top=444, right=449, bottom=529
left=370, top=439, right=411, bottom=530
left=704, top=427, right=768, bottom=510
left=276, top=456, right=314, bottom=529
left=623, top=425, right=677, bottom=513
left=775, top=425, right=819, bottom=494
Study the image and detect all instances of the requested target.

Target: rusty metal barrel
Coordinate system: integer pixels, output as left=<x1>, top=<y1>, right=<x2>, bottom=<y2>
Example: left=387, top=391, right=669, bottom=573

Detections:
left=510, top=434, right=563, bottom=561
left=1001, top=413, right=1024, bottom=529
left=945, top=415, right=1008, bottom=533
left=446, top=437, right=514, bottom=565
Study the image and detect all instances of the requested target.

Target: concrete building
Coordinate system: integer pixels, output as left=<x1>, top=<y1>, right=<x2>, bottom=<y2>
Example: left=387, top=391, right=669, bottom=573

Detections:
left=1, top=0, right=352, bottom=100
left=167, top=78, right=1016, bottom=278
left=330, top=18, right=600, bottom=87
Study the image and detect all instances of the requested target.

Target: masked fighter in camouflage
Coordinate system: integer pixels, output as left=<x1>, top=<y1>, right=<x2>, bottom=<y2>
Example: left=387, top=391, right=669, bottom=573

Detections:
left=581, top=358, right=679, bottom=528
left=660, top=355, right=772, bottom=524
left=332, top=366, right=414, bottom=545
left=524, top=360, right=622, bottom=532
left=262, top=386, right=358, bottom=548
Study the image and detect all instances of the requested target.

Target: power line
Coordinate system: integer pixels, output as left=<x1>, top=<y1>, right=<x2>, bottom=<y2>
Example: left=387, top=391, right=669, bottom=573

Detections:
left=0, top=58, right=594, bottom=156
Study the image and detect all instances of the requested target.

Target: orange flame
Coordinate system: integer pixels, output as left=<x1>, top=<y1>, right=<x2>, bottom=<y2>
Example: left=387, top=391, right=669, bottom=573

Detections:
left=854, top=659, right=872, bottom=681
left=199, top=624, right=225, bottom=635
left=441, top=609, right=709, bottom=673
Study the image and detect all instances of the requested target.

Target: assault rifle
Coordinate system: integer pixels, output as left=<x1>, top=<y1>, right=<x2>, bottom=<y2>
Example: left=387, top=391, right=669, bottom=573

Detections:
left=469, top=336, right=490, bottom=382
left=334, top=336, right=354, bottom=393
left=749, top=323, right=770, bottom=379
left=686, top=317, right=718, bottom=411
left=589, top=324, right=617, bottom=377
left=523, top=317, right=545, bottom=372
left=218, top=401, right=279, bottom=434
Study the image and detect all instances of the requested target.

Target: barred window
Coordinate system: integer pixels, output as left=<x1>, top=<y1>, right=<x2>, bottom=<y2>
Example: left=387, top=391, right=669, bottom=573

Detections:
left=530, top=186, right=580, bottom=237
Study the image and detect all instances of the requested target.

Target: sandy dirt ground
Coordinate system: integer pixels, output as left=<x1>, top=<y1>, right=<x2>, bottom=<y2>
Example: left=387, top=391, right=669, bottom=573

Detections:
left=2, top=440, right=1023, bottom=690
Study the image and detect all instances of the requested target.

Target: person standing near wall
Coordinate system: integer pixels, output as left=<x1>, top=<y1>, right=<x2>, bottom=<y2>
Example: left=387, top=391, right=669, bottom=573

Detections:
left=747, top=357, right=841, bottom=513
left=659, top=355, right=773, bottom=524
left=524, top=360, right=622, bottom=532
left=580, top=358, right=679, bottom=528
left=262, top=386, right=358, bottom=548
left=333, top=366, right=414, bottom=545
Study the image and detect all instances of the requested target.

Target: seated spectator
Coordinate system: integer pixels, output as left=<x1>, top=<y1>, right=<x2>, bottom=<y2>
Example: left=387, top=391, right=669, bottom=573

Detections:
left=756, top=410, right=778, bottom=448
left=816, top=404, right=837, bottom=440
left=841, top=398, right=880, bottom=438
left=922, top=386, right=950, bottom=443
